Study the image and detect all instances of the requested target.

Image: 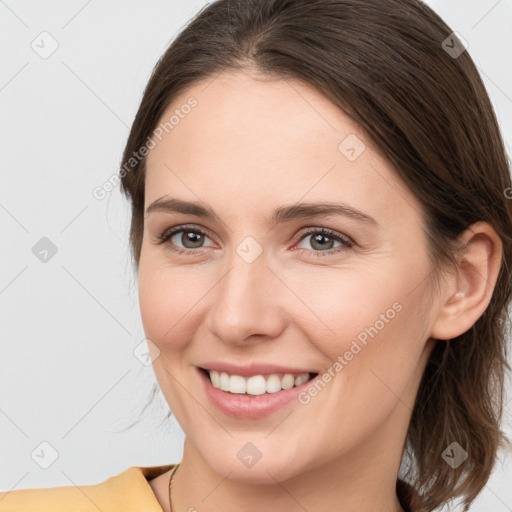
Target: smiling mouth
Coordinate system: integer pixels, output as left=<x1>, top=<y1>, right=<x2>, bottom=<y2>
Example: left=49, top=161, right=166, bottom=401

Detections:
left=199, top=367, right=318, bottom=395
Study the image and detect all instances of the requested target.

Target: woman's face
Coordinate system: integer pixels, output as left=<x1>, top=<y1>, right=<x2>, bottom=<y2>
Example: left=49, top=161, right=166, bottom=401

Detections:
left=139, top=70, right=440, bottom=483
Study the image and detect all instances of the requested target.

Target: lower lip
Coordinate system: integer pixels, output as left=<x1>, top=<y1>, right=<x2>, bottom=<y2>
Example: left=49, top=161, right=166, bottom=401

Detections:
left=198, top=367, right=317, bottom=419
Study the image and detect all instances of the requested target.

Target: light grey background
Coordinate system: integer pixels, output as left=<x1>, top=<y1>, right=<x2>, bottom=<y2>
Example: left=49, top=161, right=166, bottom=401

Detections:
left=1, top=1, right=511, bottom=510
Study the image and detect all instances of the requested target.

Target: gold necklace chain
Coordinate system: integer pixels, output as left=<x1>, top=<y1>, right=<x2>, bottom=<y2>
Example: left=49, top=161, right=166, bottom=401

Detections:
left=168, top=463, right=180, bottom=512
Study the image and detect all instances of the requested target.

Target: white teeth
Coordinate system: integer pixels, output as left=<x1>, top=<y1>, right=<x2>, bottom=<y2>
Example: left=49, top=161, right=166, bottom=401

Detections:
left=229, top=375, right=247, bottom=394
left=281, top=374, right=295, bottom=390
left=266, top=374, right=282, bottom=393
left=207, top=370, right=312, bottom=395
left=219, top=371, right=230, bottom=391
left=210, top=370, right=220, bottom=388
left=246, top=375, right=267, bottom=395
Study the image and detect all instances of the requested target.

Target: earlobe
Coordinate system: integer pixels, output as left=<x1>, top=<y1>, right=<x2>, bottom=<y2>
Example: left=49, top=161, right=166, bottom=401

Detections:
left=429, top=221, right=503, bottom=341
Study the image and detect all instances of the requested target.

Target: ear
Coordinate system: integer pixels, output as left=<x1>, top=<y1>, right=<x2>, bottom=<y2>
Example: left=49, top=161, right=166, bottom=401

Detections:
left=429, top=221, right=503, bottom=340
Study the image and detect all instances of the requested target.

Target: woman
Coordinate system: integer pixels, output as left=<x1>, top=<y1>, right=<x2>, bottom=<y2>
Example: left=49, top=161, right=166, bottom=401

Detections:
left=1, top=0, right=510, bottom=511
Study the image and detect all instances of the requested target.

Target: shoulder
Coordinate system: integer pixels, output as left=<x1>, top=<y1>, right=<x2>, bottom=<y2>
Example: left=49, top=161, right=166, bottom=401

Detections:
left=0, top=464, right=176, bottom=512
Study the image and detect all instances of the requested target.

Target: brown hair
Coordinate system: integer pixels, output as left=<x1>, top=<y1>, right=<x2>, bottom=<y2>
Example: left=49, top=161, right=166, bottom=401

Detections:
left=119, top=0, right=512, bottom=509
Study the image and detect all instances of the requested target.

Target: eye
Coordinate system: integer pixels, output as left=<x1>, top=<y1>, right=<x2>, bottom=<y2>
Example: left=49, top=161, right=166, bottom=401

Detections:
left=293, top=227, right=354, bottom=255
left=156, top=224, right=214, bottom=255
left=155, top=224, right=354, bottom=257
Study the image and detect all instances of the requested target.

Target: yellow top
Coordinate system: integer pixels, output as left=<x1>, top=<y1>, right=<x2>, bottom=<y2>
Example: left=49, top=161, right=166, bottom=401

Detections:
left=0, top=464, right=425, bottom=511
left=0, top=464, right=175, bottom=512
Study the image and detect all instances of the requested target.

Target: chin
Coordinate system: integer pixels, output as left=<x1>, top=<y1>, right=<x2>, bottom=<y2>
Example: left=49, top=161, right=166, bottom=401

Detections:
left=199, top=444, right=309, bottom=485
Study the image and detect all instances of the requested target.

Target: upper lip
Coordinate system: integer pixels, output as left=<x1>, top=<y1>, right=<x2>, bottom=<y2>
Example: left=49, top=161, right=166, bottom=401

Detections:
left=198, top=361, right=318, bottom=377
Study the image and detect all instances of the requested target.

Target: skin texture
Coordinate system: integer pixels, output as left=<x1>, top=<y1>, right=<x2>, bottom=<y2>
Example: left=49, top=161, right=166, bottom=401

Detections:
left=141, top=69, right=503, bottom=512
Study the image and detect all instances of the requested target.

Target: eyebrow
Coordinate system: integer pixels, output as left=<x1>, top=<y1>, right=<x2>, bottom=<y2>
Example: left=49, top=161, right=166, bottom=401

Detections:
left=146, top=197, right=378, bottom=226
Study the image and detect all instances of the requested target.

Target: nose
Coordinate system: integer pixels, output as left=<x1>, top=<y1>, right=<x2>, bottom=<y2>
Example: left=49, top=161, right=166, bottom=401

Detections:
left=205, top=248, right=287, bottom=346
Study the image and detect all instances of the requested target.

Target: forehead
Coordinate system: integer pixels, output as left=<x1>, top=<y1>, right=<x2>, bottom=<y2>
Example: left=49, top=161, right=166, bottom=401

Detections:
left=146, top=70, right=369, bottom=169
left=144, top=70, right=422, bottom=227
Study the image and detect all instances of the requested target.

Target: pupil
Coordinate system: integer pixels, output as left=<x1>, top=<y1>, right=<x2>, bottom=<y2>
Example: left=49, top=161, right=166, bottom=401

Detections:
left=313, top=233, right=332, bottom=250
left=184, top=232, right=203, bottom=248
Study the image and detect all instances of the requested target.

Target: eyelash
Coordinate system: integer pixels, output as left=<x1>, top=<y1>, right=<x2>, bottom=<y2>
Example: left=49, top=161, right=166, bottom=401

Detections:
left=155, top=223, right=354, bottom=256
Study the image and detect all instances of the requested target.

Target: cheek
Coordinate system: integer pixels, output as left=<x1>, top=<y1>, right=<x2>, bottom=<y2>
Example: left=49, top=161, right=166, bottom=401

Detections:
left=295, top=259, right=431, bottom=399
left=138, top=259, right=191, bottom=350
left=297, top=289, right=430, bottom=453
left=285, top=267, right=404, bottom=355
left=138, top=254, right=219, bottom=353
left=138, top=270, right=167, bottom=342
